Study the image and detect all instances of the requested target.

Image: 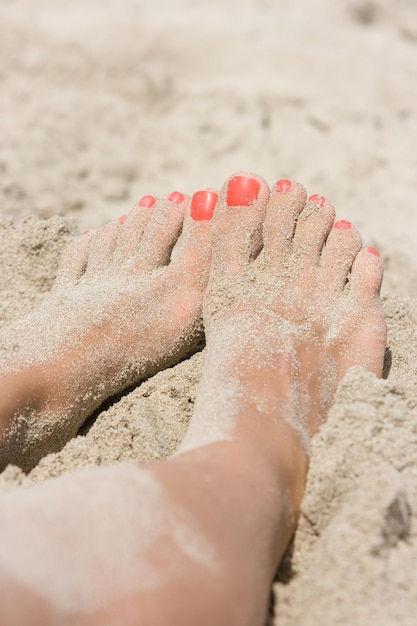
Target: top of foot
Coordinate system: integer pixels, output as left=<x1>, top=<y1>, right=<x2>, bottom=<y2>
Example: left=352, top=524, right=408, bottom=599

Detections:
left=185, top=173, right=386, bottom=453
left=0, top=188, right=217, bottom=468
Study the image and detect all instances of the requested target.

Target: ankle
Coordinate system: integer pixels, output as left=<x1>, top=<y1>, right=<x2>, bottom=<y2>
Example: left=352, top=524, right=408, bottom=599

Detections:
left=0, top=368, right=48, bottom=430
left=238, top=416, right=308, bottom=503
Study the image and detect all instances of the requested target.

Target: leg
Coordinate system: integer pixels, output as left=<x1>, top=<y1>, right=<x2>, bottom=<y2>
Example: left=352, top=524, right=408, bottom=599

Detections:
left=0, top=190, right=217, bottom=469
left=0, top=174, right=386, bottom=626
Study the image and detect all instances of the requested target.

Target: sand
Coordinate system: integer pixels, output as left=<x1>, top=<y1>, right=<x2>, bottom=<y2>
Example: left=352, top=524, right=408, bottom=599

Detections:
left=1, top=0, right=417, bottom=624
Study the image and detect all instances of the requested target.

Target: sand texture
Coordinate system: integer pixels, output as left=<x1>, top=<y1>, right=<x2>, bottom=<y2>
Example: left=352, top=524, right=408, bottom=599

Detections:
left=1, top=0, right=417, bottom=624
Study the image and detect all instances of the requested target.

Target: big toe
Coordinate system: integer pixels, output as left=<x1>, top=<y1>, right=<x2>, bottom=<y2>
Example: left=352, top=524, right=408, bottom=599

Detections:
left=169, top=188, right=217, bottom=292
left=210, top=172, right=270, bottom=279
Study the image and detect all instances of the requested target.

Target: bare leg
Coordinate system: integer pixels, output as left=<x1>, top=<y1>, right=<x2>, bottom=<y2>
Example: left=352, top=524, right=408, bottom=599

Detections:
left=0, top=191, right=215, bottom=469
left=0, top=174, right=386, bottom=626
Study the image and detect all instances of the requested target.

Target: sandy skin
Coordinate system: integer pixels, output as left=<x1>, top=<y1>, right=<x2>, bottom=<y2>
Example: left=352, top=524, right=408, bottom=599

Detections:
left=0, top=173, right=386, bottom=626
left=0, top=189, right=214, bottom=470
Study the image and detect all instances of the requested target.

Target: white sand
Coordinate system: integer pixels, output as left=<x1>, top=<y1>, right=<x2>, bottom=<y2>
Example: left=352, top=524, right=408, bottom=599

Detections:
left=1, top=0, right=417, bottom=624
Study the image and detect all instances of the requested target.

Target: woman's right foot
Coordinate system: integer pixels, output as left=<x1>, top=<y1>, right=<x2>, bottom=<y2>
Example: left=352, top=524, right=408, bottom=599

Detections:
left=180, top=172, right=386, bottom=476
left=166, top=172, right=387, bottom=626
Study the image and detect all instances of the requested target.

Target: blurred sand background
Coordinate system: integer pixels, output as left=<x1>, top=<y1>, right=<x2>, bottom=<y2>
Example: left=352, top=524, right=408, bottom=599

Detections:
left=1, top=0, right=417, bottom=624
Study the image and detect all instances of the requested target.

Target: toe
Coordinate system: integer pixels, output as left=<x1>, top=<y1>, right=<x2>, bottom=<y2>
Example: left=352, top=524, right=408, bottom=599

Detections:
left=210, top=172, right=270, bottom=277
left=134, top=191, right=188, bottom=271
left=349, top=246, right=384, bottom=300
left=85, top=221, right=120, bottom=275
left=320, top=220, right=362, bottom=292
left=113, top=195, right=157, bottom=264
left=348, top=246, right=386, bottom=376
left=292, top=193, right=335, bottom=265
left=54, top=230, right=92, bottom=286
left=262, top=179, right=307, bottom=268
left=169, top=189, right=216, bottom=292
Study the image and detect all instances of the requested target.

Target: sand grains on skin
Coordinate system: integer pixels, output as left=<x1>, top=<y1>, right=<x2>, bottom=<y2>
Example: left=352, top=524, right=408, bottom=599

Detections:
left=0, top=172, right=392, bottom=626
left=0, top=191, right=213, bottom=471
left=181, top=174, right=386, bottom=455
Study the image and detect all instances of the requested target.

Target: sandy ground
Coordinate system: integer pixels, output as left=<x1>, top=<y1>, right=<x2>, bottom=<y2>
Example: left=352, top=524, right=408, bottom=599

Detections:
left=1, top=0, right=417, bottom=624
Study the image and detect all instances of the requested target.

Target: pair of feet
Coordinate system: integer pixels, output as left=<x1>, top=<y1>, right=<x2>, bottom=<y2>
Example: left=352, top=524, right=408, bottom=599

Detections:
left=0, top=171, right=387, bottom=626
left=0, top=172, right=386, bottom=471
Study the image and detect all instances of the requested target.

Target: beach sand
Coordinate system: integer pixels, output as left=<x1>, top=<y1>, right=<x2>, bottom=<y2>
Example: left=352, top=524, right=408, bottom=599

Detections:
left=1, top=0, right=417, bottom=623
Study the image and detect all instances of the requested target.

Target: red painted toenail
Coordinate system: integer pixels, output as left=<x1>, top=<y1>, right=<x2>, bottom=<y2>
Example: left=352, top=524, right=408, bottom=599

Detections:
left=227, top=176, right=261, bottom=207
left=276, top=179, right=293, bottom=193
left=309, top=194, right=327, bottom=207
left=334, top=220, right=352, bottom=230
left=83, top=230, right=90, bottom=235
left=366, top=247, right=380, bottom=256
left=118, top=215, right=127, bottom=225
left=139, top=195, right=156, bottom=208
left=168, top=191, right=185, bottom=204
left=191, top=190, right=218, bottom=221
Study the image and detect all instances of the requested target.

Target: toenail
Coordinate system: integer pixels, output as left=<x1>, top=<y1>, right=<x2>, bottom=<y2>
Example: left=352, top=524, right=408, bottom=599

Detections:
left=276, top=179, right=293, bottom=193
left=168, top=191, right=185, bottom=204
left=227, top=176, right=261, bottom=207
left=118, top=215, right=127, bottom=225
left=139, top=195, right=156, bottom=208
left=334, top=220, right=352, bottom=230
left=309, top=194, right=327, bottom=207
left=83, top=230, right=90, bottom=235
left=366, top=247, right=380, bottom=256
left=191, top=190, right=218, bottom=221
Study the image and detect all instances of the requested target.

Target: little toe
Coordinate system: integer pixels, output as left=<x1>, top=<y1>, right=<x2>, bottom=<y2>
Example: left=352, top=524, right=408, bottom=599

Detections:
left=292, top=193, right=336, bottom=264
left=210, top=172, right=270, bottom=276
left=113, top=195, right=157, bottom=264
left=348, top=246, right=386, bottom=376
left=320, top=220, right=362, bottom=291
left=54, top=230, right=92, bottom=287
left=262, top=179, right=307, bottom=268
left=85, top=221, right=120, bottom=275
left=349, top=246, right=384, bottom=300
left=134, top=191, right=189, bottom=271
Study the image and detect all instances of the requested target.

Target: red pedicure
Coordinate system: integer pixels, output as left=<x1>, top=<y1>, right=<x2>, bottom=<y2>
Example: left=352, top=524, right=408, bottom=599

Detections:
left=227, top=176, right=261, bottom=207
left=309, top=194, right=327, bottom=207
left=276, top=179, right=293, bottom=193
left=191, top=190, right=218, bottom=221
left=83, top=230, right=90, bottom=235
left=168, top=191, right=185, bottom=204
left=334, top=220, right=352, bottom=230
left=366, top=247, right=380, bottom=256
left=118, top=215, right=127, bottom=225
left=139, top=195, right=156, bottom=208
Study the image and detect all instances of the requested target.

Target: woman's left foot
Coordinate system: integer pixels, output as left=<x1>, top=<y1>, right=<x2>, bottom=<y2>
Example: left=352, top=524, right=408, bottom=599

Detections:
left=0, top=189, right=216, bottom=468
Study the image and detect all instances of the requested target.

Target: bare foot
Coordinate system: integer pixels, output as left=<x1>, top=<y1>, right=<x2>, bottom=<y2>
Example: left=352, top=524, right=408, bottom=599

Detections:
left=181, top=173, right=386, bottom=463
left=0, top=174, right=388, bottom=626
left=169, top=174, right=387, bottom=624
left=0, top=189, right=217, bottom=469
